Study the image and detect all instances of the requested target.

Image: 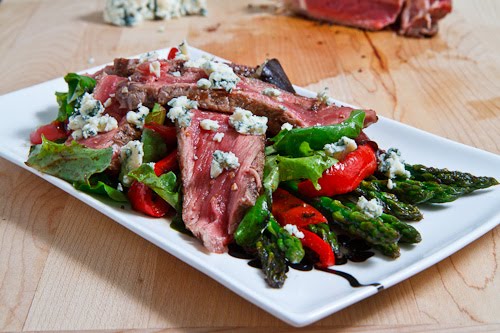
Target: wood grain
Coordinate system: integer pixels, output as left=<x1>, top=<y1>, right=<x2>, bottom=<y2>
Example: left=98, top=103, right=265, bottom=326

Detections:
left=0, top=0, right=499, bottom=331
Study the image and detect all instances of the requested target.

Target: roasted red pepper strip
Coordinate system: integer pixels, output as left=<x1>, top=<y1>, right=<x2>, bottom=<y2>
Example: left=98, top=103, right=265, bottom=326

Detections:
left=154, top=149, right=178, bottom=176
left=30, top=121, right=68, bottom=144
left=298, top=144, right=377, bottom=197
left=144, top=123, right=177, bottom=147
left=128, top=181, right=170, bottom=217
left=272, top=188, right=327, bottom=227
left=298, top=228, right=335, bottom=267
left=167, top=47, right=179, bottom=60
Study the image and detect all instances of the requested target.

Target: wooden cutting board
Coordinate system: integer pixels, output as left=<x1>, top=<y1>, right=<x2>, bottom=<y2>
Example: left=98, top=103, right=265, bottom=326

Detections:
left=0, top=0, right=499, bottom=331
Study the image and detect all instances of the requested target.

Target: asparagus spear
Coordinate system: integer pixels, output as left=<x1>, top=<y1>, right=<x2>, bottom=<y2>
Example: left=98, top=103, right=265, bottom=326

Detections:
left=256, top=234, right=287, bottom=288
left=379, top=213, right=421, bottom=244
left=267, top=216, right=305, bottom=264
left=367, top=179, right=469, bottom=204
left=308, top=223, right=342, bottom=258
left=374, top=243, right=400, bottom=258
left=406, top=164, right=499, bottom=191
left=311, top=197, right=400, bottom=257
left=356, top=181, right=423, bottom=221
left=234, top=195, right=269, bottom=247
left=342, top=201, right=421, bottom=244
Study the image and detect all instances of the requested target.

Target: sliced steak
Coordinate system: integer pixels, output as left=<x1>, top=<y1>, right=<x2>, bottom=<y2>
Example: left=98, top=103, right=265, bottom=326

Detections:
left=177, top=110, right=265, bottom=253
left=284, top=0, right=451, bottom=38
left=285, top=0, right=405, bottom=30
left=116, top=75, right=377, bottom=134
left=68, top=118, right=141, bottom=171
left=398, top=0, right=452, bottom=37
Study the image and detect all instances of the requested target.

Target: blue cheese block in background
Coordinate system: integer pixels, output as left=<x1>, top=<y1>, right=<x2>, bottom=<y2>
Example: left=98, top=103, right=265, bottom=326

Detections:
left=104, top=0, right=208, bottom=27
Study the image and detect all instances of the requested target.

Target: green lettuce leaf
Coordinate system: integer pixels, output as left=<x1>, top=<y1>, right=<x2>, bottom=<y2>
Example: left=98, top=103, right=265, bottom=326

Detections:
left=276, top=152, right=336, bottom=190
left=142, top=128, right=168, bottom=163
left=128, top=164, right=179, bottom=208
left=145, top=103, right=166, bottom=125
left=26, top=137, right=113, bottom=183
left=56, top=73, right=96, bottom=121
left=74, top=180, right=128, bottom=202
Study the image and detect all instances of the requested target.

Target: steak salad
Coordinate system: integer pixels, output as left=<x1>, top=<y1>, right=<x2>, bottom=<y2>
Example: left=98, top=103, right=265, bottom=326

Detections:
left=26, top=42, right=498, bottom=288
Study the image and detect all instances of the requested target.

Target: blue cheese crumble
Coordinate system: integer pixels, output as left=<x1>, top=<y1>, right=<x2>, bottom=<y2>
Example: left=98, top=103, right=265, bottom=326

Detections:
left=149, top=60, right=161, bottom=78
left=197, top=78, right=211, bottom=89
left=167, top=96, right=198, bottom=127
left=139, top=51, right=159, bottom=63
left=357, top=196, right=383, bottom=218
left=284, top=224, right=305, bottom=239
left=174, top=40, right=190, bottom=61
left=281, top=122, right=293, bottom=131
left=68, top=93, right=118, bottom=140
left=126, top=103, right=150, bottom=129
left=184, top=55, right=239, bottom=92
left=378, top=148, right=411, bottom=179
left=104, top=0, right=207, bottom=27
left=213, top=132, right=224, bottom=142
left=229, top=107, right=268, bottom=135
left=120, top=140, right=144, bottom=186
left=210, top=150, right=240, bottom=178
left=324, top=136, right=357, bottom=159
left=202, top=61, right=240, bottom=92
left=199, top=119, right=219, bottom=131
left=262, top=87, right=281, bottom=98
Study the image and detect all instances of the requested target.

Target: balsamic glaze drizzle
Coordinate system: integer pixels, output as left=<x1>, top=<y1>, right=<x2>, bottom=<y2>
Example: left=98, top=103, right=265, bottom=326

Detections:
left=227, top=238, right=382, bottom=290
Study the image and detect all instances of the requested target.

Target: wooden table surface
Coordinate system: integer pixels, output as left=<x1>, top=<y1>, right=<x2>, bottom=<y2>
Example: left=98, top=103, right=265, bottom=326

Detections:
left=1, top=0, right=499, bottom=332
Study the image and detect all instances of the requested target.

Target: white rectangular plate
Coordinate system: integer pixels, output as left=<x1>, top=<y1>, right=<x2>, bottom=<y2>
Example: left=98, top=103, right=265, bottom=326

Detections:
left=1, top=47, right=499, bottom=327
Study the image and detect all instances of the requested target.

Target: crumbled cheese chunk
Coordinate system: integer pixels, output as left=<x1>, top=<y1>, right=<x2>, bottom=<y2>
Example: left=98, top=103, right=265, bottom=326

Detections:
left=210, top=150, right=240, bottom=178
left=283, top=224, right=304, bottom=239
left=229, top=107, right=268, bottom=135
left=378, top=148, right=411, bottom=179
left=279, top=105, right=288, bottom=111
left=213, top=132, right=224, bottom=142
left=103, top=0, right=151, bottom=27
left=104, top=0, right=207, bottom=27
left=197, top=78, right=211, bottom=89
left=149, top=60, right=161, bottom=78
left=184, top=56, right=239, bottom=92
left=68, top=93, right=118, bottom=140
left=357, top=196, right=383, bottom=218
left=324, top=136, right=358, bottom=159
left=104, top=98, right=113, bottom=108
left=281, top=122, right=293, bottom=131
left=170, top=71, right=181, bottom=77
left=387, top=178, right=395, bottom=190
left=174, top=40, right=190, bottom=60
left=167, top=96, right=198, bottom=127
left=139, top=51, right=159, bottom=63
left=120, top=140, right=144, bottom=186
left=199, top=119, right=219, bottom=131
left=87, top=57, right=95, bottom=65
left=262, top=87, right=281, bottom=97
left=317, top=87, right=333, bottom=106
left=117, top=183, right=124, bottom=192
left=126, top=104, right=150, bottom=129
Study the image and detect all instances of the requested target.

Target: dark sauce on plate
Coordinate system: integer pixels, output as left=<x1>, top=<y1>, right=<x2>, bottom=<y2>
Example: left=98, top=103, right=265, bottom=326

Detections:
left=228, top=236, right=381, bottom=289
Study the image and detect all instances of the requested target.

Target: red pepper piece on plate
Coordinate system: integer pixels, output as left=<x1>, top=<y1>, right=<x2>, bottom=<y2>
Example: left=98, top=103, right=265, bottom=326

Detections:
left=128, top=181, right=170, bottom=217
left=167, top=47, right=179, bottom=60
left=30, top=121, right=68, bottom=144
left=298, top=228, right=335, bottom=267
left=154, top=149, right=178, bottom=176
left=298, top=144, right=377, bottom=197
left=144, top=123, right=177, bottom=147
left=272, top=188, right=327, bottom=227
